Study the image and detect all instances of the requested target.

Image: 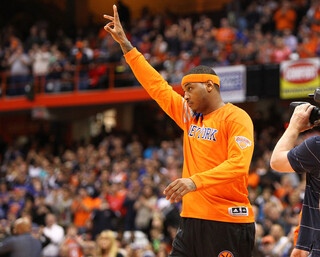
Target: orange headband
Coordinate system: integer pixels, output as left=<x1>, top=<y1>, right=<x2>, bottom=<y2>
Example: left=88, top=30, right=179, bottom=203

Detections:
left=181, top=74, right=220, bottom=87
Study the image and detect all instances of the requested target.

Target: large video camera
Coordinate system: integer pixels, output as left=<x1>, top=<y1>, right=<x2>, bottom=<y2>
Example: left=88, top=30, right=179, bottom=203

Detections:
left=290, top=87, right=320, bottom=125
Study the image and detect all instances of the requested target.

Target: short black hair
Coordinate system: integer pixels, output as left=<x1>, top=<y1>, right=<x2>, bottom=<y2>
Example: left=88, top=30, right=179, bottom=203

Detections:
left=184, top=65, right=217, bottom=76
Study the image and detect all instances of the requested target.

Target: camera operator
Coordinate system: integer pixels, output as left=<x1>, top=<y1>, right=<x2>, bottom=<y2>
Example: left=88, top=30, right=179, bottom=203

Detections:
left=270, top=103, right=320, bottom=257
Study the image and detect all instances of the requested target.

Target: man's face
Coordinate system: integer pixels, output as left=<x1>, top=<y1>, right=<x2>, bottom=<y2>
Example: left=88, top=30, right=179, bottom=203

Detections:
left=182, top=82, right=209, bottom=113
left=45, top=215, right=55, bottom=227
left=79, top=188, right=88, bottom=198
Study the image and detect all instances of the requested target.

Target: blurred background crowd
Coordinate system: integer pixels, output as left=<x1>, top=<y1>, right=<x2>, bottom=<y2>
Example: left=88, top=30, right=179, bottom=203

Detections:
left=0, top=0, right=319, bottom=256
left=0, top=106, right=310, bottom=257
left=1, top=0, right=320, bottom=94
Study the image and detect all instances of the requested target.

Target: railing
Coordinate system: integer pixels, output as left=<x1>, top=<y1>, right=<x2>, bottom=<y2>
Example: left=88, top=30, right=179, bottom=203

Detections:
left=0, top=62, right=138, bottom=99
left=0, top=61, right=282, bottom=105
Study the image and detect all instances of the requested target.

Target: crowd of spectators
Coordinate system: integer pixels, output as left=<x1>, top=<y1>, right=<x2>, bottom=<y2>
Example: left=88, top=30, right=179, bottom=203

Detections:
left=1, top=0, right=320, bottom=95
left=0, top=103, right=316, bottom=257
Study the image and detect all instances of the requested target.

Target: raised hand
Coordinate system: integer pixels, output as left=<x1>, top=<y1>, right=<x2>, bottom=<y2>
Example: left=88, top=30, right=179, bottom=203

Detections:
left=103, top=5, right=133, bottom=53
left=289, top=103, right=315, bottom=132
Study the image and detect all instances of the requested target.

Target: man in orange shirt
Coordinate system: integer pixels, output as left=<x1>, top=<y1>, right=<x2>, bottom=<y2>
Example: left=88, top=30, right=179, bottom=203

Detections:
left=273, top=0, right=297, bottom=33
left=60, top=224, right=84, bottom=257
left=104, top=5, right=255, bottom=256
left=71, top=187, right=101, bottom=232
left=215, top=18, right=235, bottom=44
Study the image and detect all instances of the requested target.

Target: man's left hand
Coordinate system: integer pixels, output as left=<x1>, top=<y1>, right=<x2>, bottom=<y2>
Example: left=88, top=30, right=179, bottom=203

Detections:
left=163, top=178, right=196, bottom=203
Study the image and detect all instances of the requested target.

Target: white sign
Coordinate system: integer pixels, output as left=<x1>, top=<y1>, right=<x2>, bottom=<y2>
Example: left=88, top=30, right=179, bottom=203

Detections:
left=214, top=65, right=246, bottom=103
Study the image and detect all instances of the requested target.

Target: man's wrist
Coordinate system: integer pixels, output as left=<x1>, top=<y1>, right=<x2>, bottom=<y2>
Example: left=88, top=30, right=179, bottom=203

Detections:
left=188, top=178, right=197, bottom=191
left=287, top=124, right=301, bottom=134
left=120, top=39, right=134, bottom=54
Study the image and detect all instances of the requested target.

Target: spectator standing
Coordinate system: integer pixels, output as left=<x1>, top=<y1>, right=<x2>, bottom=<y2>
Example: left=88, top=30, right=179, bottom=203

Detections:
left=283, top=29, right=298, bottom=52
left=25, top=25, right=40, bottom=51
left=92, top=198, right=117, bottom=239
left=30, top=43, right=51, bottom=84
left=260, top=235, right=276, bottom=257
left=71, top=187, right=101, bottom=233
left=70, top=40, right=90, bottom=90
left=134, top=185, right=157, bottom=237
left=95, top=230, right=124, bottom=257
left=59, top=224, right=85, bottom=257
left=260, top=5, right=276, bottom=34
left=306, top=0, right=320, bottom=33
left=214, top=18, right=236, bottom=52
left=271, top=36, right=292, bottom=63
left=7, top=188, right=25, bottom=220
left=52, top=186, right=73, bottom=228
left=105, top=183, right=127, bottom=230
left=296, top=32, right=318, bottom=58
left=8, top=44, right=31, bottom=95
left=273, top=0, right=297, bottom=34
left=269, top=223, right=291, bottom=256
left=0, top=217, right=42, bottom=257
left=122, top=180, right=140, bottom=233
left=42, top=213, right=65, bottom=257
left=245, top=2, right=261, bottom=30
left=32, top=194, right=52, bottom=226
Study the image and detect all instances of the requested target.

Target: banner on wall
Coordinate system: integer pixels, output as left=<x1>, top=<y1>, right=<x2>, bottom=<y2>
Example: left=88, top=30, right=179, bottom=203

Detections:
left=280, top=58, right=320, bottom=99
left=214, top=65, right=246, bottom=103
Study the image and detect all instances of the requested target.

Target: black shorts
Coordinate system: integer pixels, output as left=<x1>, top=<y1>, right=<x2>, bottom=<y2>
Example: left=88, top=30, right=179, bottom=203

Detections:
left=169, top=217, right=255, bottom=257
left=296, top=174, right=320, bottom=256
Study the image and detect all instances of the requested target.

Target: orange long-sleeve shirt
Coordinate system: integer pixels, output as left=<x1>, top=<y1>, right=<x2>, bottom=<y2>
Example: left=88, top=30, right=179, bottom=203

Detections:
left=273, top=9, right=296, bottom=31
left=125, top=48, right=255, bottom=223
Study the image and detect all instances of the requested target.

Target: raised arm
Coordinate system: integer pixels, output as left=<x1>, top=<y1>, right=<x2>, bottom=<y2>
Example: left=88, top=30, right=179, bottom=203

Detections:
left=103, top=5, right=185, bottom=129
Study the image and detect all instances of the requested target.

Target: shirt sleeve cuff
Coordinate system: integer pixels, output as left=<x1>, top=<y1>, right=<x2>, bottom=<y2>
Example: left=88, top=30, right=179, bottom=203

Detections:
left=190, top=175, right=203, bottom=190
left=124, top=47, right=140, bottom=62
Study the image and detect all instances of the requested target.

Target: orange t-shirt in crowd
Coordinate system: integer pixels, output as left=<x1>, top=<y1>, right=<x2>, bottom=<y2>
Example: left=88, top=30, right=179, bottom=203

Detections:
left=248, top=172, right=260, bottom=188
left=273, top=9, right=296, bottom=31
left=72, top=197, right=101, bottom=227
left=125, top=48, right=255, bottom=223
left=311, top=8, right=320, bottom=32
left=215, top=27, right=235, bottom=43
left=298, top=36, right=318, bottom=58
left=65, top=237, right=83, bottom=257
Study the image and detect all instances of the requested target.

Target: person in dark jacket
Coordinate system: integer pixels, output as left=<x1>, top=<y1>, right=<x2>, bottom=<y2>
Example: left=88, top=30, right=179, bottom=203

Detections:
left=0, top=217, right=42, bottom=257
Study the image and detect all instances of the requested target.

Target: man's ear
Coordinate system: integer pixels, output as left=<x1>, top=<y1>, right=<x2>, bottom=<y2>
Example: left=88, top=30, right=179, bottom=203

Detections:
left=205, top=80, right=214, bottom=92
